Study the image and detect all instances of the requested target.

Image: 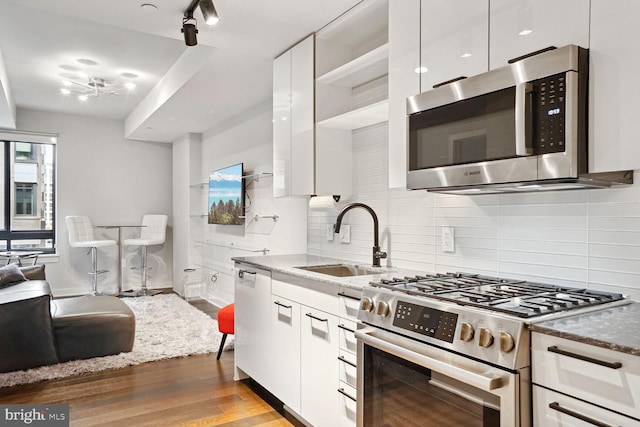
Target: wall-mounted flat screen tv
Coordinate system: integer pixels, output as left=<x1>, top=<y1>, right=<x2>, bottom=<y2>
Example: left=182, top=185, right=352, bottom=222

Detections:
left=208, top=163, right=245, bottom=225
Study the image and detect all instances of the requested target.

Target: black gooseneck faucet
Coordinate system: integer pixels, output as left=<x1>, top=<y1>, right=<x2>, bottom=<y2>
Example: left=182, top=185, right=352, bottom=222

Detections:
left=334, top=202, right=388, bottom=267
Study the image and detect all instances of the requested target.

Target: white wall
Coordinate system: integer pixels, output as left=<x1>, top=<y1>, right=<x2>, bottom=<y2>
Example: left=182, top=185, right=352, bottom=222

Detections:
left=182, top=103, right=307, bottom=307
left=308, top=122, right=640, bottom=300
left=16, top=108, right=173, bottom=296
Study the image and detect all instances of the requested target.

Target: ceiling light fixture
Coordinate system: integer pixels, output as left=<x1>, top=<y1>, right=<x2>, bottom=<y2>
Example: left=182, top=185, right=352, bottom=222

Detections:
left=182, top=15, right=198, bottom=46
left=58, top=75, right=137, bottom=100
left=181, top=0, right=220, bottom=46
left=199, top=0, right=219, bottom=25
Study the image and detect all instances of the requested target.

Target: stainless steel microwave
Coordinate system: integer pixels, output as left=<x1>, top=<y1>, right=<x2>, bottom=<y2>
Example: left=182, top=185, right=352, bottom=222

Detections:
left=406, top=45, right=632, bottom=194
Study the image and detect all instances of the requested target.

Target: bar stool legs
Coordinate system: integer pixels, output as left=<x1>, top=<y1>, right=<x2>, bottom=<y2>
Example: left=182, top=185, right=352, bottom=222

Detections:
left=88, top=246, right=110, bottom=296
left=121, top=245, right=160, bottom=297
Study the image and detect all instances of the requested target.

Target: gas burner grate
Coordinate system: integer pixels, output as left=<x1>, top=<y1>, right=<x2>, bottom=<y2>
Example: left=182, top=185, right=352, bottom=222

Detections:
left=369, top=273, right=626, bottom=318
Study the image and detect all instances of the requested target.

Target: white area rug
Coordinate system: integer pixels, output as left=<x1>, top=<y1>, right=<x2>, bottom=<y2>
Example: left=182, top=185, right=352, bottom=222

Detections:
left=0, top=294, right=232, bottom=388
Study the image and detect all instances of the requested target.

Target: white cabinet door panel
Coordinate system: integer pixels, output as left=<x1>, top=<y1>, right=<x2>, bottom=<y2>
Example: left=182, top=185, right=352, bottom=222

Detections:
left=589, top=0, right=640, bottom=173
left=301, top=306, right=339, bottom=427
left=234, top=265, right=272, bottom=387
left=420, top=0, right=488, bottom=91
left=489, top=0, right=589, bottom=69
left=269, top=295, right=301, bottom=413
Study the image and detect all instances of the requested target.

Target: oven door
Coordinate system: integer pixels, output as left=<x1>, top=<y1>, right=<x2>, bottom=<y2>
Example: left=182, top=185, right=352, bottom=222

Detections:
left=356, top=327, right=529, bottom=427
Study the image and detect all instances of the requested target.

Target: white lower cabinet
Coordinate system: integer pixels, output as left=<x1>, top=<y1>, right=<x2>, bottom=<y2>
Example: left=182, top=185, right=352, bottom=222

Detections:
left=234, top=263, right=272, bottom=386
left=532, top=332, right=640, bottom=425
left=270, top=295, right=301, bottom=414
left=533, top=385, right=638, bottom=426
left=301, top=306, right=340, bottom=427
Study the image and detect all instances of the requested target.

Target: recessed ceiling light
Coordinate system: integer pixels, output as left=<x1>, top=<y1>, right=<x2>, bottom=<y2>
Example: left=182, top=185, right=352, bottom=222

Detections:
left=141, top=3, right=158, bottom=13
left=125, top=82, right=136, bottom=90
left=60, top=88, right=71, bottom=95
left=414, top=66, right=428, bottom=74
left=145, top=126, right=154, bottom=130
left=121, top=72, right=139, bottom=79
left=461, top=53, right=472, bottom=58
left=78, top=94, right=88, bottom=101
left=519, top=29, right=533, bottom=36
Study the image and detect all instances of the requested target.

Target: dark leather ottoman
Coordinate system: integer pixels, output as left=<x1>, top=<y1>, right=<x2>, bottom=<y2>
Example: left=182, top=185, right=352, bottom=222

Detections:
left=51, top=296, right=135, bottom=362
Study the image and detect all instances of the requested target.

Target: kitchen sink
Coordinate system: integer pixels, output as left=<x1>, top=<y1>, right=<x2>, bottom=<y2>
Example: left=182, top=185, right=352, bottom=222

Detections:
left=295, top=263, right=383, bottom=277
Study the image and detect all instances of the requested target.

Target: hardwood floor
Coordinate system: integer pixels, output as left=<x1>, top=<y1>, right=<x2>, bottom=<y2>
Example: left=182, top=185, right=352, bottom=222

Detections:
left=0, top=297, right=293, bottom=427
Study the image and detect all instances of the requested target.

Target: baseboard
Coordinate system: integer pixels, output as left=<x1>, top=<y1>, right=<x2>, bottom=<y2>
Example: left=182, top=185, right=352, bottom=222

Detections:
left=242, top=379, right=308, bottom=427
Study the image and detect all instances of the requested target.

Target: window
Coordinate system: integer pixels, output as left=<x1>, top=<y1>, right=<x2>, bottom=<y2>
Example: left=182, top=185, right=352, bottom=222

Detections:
left=0, top=136, right=56, bottom=252
left=15, top=183, right=36, bottom=216
left=15, top=142, right=36, bottom=161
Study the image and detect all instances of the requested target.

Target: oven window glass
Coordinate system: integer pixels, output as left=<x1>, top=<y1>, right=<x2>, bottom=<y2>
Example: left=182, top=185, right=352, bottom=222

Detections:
left=408, top=87, right=518, bottom=170
left=363, top=346, right=500, bottom=427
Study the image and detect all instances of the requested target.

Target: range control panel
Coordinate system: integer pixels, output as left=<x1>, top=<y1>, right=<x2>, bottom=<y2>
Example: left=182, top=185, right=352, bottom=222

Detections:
left=392, top=300, right=458, bottom=343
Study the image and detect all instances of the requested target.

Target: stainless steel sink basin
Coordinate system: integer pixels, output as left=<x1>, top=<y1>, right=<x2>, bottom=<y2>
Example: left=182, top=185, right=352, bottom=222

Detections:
left=295, top=263, right=382, bottom=277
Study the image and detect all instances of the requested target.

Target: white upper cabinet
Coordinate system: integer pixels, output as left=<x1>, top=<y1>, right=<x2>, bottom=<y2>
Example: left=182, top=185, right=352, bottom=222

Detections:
left=273, top=35, right=315, bottom=198
left=589, top=0, right=640, bottom=172
left=388, top=0, right=420, bottom=189
left=489, top=0, right=590, bottom=69
left=273, top=50, right=292, bottom=198
left=420, top=0, right=489, bottom=91
left=315, top=0, right=389, bottom=196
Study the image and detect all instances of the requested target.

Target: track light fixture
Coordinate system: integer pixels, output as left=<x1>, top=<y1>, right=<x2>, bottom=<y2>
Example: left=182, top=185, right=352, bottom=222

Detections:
left=182, top=14, right=198, bottom=46
left=181, top=0, right=219, bottom=47
left=199, top=0, right=219, bottom=26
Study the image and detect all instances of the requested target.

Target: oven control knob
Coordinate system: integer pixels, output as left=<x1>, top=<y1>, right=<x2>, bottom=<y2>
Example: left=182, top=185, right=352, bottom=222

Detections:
left=478, top=328, right=494, bottom=348
left=376, top=301, right=390, bottom=317
left=500, top=332, right=515, bottom=353
left=459, top=322, right=474, bottom=342
left=360, top=296, right=374, bottom=312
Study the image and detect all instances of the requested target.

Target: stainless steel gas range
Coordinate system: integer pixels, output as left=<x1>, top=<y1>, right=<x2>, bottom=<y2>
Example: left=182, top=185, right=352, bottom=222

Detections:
left=355, top=272, right=629, bottom=427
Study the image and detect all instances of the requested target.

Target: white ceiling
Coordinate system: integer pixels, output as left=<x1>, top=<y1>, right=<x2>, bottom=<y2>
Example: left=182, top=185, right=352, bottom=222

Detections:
left=0, top=0, right=361, bottom=142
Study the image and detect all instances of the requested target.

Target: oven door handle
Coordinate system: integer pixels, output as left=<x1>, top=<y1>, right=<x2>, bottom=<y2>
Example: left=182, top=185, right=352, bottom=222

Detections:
left=356, top=328, right=504, bottom=392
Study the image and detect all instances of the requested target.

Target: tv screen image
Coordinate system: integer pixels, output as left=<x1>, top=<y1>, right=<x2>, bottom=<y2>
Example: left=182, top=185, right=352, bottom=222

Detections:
left=208, top=163, right=245, bottom=225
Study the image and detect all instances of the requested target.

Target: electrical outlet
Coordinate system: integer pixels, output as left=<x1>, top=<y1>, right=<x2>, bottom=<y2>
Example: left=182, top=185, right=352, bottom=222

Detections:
left=339, top=225, right=351, bottom=243
left=442, top=227, right=455, bottom=252
left=326, top=224, right=334, bottom=241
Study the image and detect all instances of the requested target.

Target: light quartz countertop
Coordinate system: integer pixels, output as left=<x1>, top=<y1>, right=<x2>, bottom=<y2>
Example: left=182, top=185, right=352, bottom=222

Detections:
left=530, top=301, right=640, bottom=356
left=232, top=254, right=418, bottom=291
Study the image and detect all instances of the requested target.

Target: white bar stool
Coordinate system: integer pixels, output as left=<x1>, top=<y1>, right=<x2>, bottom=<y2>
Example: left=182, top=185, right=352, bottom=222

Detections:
left=122, top=214, right=168, bottom=297
left=66, top=216, right=117, bottom=296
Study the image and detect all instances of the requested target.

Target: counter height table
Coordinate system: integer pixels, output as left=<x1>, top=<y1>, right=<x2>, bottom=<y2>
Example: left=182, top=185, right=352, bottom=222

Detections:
left=95, top=225, right=145, bottom=296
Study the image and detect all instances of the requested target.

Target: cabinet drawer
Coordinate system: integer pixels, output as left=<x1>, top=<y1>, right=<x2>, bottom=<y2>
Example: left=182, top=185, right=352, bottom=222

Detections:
left=338, top=288, right=362, bottom=321
left=532, top=333, right=640, bottom=419
left=533, top=385, right=638, bottom=427
left=338, top=382, right=357, bottom=427
left=338, top=319, right=358, bottom=354
left=272, top=277, right=339, bottom=315
left=338, top=349, right=357, bottom=388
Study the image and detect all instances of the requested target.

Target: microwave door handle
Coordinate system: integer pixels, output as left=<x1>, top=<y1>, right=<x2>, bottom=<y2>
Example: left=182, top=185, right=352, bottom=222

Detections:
left=515, top=82, right=534, bottom=156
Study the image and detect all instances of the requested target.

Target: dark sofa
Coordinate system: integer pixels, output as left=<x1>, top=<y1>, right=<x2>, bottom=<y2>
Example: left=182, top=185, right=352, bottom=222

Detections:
left=0, top=264, right=136, bottom=373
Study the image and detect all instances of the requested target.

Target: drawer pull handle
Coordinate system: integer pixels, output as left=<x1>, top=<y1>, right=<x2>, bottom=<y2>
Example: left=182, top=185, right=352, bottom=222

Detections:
left=305, top=313, right=328, bottom=322
left=274, top=301, right=292, bottom=309
left=338, top=324, right=355, bottom=333
left=338, top=292, right=361, bottom=301
left=548, top=402, right=614, bottom=427
left=547, top=346, right=622, bottom=369
left=337, top=355, right=357, bottom=368
left=337, top=388, right=357, bottom=402
left=238, top=269, right=256, bottom=278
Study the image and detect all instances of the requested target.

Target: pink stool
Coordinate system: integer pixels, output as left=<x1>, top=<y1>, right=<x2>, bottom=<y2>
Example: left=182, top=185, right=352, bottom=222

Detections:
left=216, top=303, right=234, bottom=360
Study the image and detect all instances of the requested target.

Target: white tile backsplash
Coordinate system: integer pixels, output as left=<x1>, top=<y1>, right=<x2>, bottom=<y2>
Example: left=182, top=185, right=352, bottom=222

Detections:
left=307, top=122, right=640, bottom=300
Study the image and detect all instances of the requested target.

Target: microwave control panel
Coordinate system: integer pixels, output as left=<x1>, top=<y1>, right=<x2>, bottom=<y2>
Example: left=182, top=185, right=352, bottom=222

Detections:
left=536, top=72, right=566, bottom=154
